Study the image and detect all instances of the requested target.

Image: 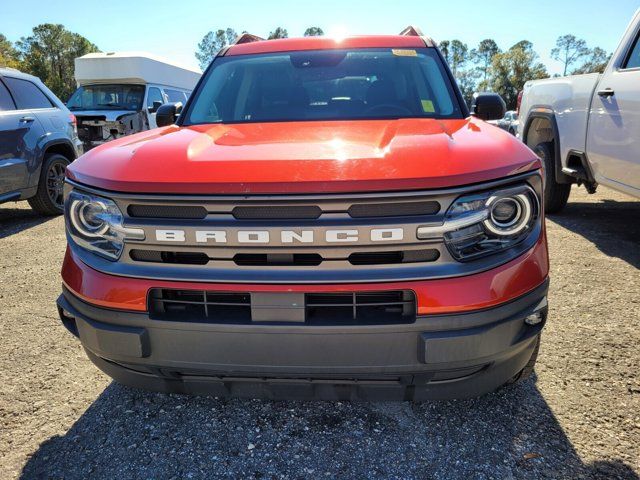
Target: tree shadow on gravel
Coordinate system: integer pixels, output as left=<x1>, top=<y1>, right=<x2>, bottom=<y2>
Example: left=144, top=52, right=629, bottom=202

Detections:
left=547, top=196, right=640, bottom=269
left=0, top=206, right=55, bottom=239
left=20, top=376, right=638, bottom=480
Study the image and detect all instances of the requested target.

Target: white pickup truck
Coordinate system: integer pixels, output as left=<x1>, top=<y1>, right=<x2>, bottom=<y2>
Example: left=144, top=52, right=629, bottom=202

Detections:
left=519, top=9, right=640, bottom=212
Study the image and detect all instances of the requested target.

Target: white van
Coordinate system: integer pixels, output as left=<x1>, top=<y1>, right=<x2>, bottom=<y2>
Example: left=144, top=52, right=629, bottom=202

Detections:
left=68, top=52, right=201, bottom=150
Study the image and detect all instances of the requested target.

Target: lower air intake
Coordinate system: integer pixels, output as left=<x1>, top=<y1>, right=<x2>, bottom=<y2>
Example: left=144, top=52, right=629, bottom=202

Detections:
left=148, top=289, right=416, bottom=325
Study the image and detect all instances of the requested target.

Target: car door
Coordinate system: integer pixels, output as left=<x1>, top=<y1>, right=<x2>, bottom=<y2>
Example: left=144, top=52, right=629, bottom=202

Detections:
left=2, top=76, right=56, bottom=191
left=146, top=86, right=165, bottom=129
left=586, top=27, right=640, bottom=194
left=0, top=78, right=43, bottom=198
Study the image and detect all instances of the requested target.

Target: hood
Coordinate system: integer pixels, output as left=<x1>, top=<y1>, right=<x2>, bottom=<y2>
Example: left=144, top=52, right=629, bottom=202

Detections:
left=67, top=118, right=540, bottom=194
left=73, top=110, right=139, bottom=121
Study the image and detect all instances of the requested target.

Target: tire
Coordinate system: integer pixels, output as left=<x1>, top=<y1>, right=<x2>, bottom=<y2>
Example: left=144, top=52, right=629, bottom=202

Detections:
left=534, top=142, right=570, bottom=214
left=509, top=335, right=541, bottom=385
left=27, top=153, right=70, bottom=216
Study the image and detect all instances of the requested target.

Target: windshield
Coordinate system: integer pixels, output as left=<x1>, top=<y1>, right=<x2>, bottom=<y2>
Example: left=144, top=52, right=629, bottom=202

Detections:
left=67, top=84, right=145, bottom=111
left=184, top=48, right=463, bottom=125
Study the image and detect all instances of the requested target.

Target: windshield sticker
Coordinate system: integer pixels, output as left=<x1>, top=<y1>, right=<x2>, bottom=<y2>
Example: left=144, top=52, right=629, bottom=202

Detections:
left=392, top=49, right=417, bottom=57
left=421, top=100, right=435, bottom=112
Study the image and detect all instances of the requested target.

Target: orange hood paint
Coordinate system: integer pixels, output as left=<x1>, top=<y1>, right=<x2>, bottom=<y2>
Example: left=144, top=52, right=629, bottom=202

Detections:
left=67, top=117, right=540, bottom=195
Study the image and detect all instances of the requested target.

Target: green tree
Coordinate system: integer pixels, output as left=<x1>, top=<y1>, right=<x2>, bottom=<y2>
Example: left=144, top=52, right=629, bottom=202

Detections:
left=0, top=34, right=21, bottom=69
left=16, top=24, right=99, bottom=100
left=456, top=69, right=480, bottom=107
left=268, top=27, right=288, bottom=40
left=449, top=40, right=468, bottom=77
left=303, top=27, right=324, bottom=37
left=195, top=28, right=237, bottom=71
left=572, top=47, right=610, bottom=74
left=491, top=40, right=548, bottom=109
left=438, top=40, right=469, bottom=75
left=438, top=40, right=451, bottom=64
left=551, top=34, right=589, bottom=76
left=438, top=39, right=477, bottom=105
left=471, top=39, right=500, bottom=90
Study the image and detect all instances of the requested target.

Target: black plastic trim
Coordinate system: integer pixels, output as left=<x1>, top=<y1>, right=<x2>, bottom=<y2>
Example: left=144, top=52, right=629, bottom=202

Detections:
left=522, top=110, right=573, bottom=184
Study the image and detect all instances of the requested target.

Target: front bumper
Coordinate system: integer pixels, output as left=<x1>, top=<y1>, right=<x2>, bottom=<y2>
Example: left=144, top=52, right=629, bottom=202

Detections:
left=57, top=278, right=548, bottom=401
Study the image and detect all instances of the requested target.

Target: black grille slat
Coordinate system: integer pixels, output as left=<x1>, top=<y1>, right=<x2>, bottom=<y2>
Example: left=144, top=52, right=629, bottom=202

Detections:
left=233, top=253, right=322, bottom=266
left=348, top=249, right=440, bottom=265
left=232, top=205, right=322, bottom=219
left=148, top=289, right=415, bottom=325
left=130, top=250, right=209, bottom=265
left=128, top=205, right=208, bottom=219
left=348, top=201, right=439, bottom=218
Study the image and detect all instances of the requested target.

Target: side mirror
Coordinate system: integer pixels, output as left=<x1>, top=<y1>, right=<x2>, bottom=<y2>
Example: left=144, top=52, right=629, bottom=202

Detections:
left=148, top=100, right=163, bottom=113
left=470, top=92, right=506, bottom=121
left=156, top=102, right=183, bottom=127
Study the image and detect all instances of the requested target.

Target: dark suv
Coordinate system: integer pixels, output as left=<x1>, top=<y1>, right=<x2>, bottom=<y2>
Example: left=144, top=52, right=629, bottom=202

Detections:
left=0, top=68, right=82, bottom=215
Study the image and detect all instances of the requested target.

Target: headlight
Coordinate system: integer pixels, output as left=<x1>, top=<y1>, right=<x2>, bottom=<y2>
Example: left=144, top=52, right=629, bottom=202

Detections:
left=65, top=190, right=144, bottom=260
left=417, top=183, right=540, bottom=261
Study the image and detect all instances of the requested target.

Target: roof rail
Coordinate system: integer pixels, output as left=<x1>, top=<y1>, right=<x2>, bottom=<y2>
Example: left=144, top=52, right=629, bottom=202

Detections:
left=234, top=33, right=265, bottom=45
left=399, top=25, right=424, bottom=37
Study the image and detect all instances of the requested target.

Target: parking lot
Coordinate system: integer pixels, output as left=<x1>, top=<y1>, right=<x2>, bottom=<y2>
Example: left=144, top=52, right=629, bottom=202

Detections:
left=0, top=187, right=638, bottom=479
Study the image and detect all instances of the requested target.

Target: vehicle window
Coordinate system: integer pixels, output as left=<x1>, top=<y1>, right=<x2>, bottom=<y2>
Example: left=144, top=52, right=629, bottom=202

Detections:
left=3, top=77, right=53, bottom=109
left=165, top=89, right=186, bottom=103
left=67, top=84, right=145, bottom=111
left=624, top=34, right=640, bottom=69
left=185, top=48, right=463, bottom=125
left=0, top=80, right=16, bottom=111
left=146, top=87, right=164, bottom=108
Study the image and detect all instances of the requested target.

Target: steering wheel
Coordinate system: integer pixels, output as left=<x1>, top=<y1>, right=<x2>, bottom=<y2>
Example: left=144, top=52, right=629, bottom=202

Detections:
left=364, top=104, right=413, bottom=116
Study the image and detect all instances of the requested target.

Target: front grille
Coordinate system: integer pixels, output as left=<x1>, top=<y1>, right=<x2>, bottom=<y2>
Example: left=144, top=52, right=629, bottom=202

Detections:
left=149, top=289, right=416, bottom=325
left=71, top=172, right=541, bottom=284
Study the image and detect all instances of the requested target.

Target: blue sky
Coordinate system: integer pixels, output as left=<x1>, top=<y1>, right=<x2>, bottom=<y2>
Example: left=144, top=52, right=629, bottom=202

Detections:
left=2, top=0, right=639, bottom=73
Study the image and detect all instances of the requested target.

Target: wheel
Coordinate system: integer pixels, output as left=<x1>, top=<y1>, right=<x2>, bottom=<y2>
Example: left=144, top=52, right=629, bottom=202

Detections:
left=508, top=335, right=540, bottom=385
left=534, top=142, right=570, bottom=214
left=27, top=153, right=70, bottom=215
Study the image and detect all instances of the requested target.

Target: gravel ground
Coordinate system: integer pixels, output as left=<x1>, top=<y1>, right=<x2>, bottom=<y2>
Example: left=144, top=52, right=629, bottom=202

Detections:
left=0, top=187, right=638, bottom=480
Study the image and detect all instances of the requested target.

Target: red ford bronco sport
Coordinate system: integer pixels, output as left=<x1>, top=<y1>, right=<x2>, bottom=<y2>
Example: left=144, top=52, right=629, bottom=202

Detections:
left=57, top=29, right=549, bottom=400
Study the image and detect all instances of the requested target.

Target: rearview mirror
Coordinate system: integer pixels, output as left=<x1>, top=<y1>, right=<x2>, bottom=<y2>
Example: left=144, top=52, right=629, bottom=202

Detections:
left=156, top=102, right=183, bottom=127
left=470, top=93, right=506, bottom=121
